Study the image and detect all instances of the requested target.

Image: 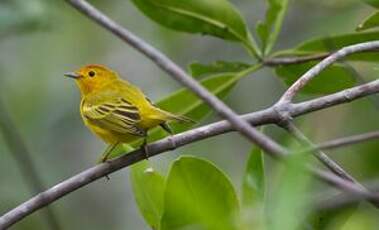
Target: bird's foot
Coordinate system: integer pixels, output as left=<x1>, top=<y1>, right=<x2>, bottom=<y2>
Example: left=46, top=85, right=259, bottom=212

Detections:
left=167, top=136, right=177, bottom=151
left=141, top=144, right=150, bottom=160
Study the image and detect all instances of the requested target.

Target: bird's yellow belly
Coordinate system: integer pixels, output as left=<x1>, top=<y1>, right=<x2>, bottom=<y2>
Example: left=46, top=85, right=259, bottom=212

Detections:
left=84, top=119, right=141, bottom=144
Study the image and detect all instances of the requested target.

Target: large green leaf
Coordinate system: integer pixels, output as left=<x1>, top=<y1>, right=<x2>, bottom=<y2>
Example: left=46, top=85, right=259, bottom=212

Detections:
left=256, top=0, right=289, bottom=55
left=275, top=62, right=356, bottom=94
left=296, top=31, right=379, bottom=52
left=268, top=154, right=312, bottom=230
left=131, top=0, right=259, bottom=56
left=274, top=31, right=379, bottom=62
left=188, top=61, right=250, bottom=78
left=357, top=11, right=379, bottom=31
left=130, top=160, right=165, bottom=229
left=242, top=146, right=265, bottom=208
left=160, top=156, right=239, bottom=230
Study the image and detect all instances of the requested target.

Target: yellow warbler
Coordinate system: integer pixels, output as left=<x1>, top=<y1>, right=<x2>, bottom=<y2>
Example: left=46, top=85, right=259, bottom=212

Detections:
left=65, top=64, right=192, bottom=162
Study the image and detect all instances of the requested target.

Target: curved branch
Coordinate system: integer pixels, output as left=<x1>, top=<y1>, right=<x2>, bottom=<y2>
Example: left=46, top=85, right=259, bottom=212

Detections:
left=1, top=78, right=379, bottom=229
left=279, top=41, right=379, bottom=103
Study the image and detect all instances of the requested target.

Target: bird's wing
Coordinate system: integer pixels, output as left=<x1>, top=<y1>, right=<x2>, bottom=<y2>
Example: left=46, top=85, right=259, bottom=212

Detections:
left=82, top=97, right=146, bottom=137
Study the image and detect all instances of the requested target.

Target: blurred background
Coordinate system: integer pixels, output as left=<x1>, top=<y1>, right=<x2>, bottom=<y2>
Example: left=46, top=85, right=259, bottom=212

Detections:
left=0, top=0, right=379, bottom=229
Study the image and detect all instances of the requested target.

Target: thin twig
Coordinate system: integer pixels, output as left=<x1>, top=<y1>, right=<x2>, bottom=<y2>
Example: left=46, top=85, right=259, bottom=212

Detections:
left=264, top=53, right=330, bottom=66
left=0, top=100, right=62, bottom=230
left=283, top=122, right=378, bottom=208
left=282, top=121, right=379, bottom=208
left=284, top=122, right=358, bottom=183
left=1, top=78, right=379, bottom=228
left=315, top=180, right=379, bottom=211
left=279, top=41, right=379, bottom=103
left=299, top=130, right=379, bottom=153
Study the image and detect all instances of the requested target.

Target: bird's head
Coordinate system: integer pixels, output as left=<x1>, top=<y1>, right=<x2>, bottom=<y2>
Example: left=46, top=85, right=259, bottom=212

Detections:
left=65, top=64, right=119, bottom=95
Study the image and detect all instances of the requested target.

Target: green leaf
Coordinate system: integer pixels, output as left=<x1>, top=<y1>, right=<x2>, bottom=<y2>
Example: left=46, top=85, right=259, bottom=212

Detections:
left=268, top=154, right=312, bottom=230
left=256, top=0, right=289, bottom=55
left=160, top=156, right=239, bottom=230
left=362, top=0, right=379, bottom=8
left=130, top=161, right=165, bottom=229
left=275, top=62, right=356, bottom=95
left=310, top=206, right=359, bottom=229
left=357, top=11, right=379, bottom=31
left=131, top=0, right=259, bottom=56
left=274, top=31, right=379, bottom=63
left=296, top=31, right=379, bottom=52
left=188, top=61, right=250, bottom=78
left=242, top=146, right=265, bottom=207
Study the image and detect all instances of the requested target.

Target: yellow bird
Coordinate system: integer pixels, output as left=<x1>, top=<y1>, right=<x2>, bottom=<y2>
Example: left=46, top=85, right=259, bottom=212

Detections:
left=65, top=64, right=192, bottom=162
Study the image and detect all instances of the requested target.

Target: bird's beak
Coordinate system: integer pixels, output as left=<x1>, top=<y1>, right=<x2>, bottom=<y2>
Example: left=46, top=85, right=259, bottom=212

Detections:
left=64, top=72, right=81, bottom=79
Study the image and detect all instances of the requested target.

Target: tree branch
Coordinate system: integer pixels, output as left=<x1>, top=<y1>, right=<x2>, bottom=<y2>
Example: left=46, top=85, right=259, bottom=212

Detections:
left=282, top=122, right=379, bottom=208
left=279, top=42, right=379, bottom=103
left=284, top=122, right=358, bottom=183
left=1, top=78, right=379, bottom=228
left=299, top=130, right=379, bottom=153
left=315, top=180, right=379, bottom=211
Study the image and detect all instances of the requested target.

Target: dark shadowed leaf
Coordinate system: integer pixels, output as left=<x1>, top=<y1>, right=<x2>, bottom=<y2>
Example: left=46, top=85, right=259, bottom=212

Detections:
left=275, top=62, right=356, bottom=94
left=188, top=61, right=250, bottom=78
left=256, top=0, right=289, bottom=55
left=274, top=31, right=379, bottom=62
left=362, top=0, right=379, bottom=8
left=130, top=160, right=165, bottom=230
left=357, top=11, right=379, bottom=31
left=296, top=31, right=379, bottom=52
left=160, top=156, right=239, bottom=230
left=242, top=145, right=265, bottom=207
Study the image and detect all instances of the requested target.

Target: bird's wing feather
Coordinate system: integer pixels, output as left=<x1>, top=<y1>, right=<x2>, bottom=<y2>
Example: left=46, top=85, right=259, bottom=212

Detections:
left=82, top=97, right=146, bottom=137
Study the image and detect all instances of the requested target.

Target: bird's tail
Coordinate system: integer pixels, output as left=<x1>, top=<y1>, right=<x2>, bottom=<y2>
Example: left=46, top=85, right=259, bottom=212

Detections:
left=159, top=109, right=195, bottom=124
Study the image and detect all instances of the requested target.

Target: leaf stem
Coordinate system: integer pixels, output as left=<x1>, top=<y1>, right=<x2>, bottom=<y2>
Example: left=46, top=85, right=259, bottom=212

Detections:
left=243, top=32, right=263, bottom=60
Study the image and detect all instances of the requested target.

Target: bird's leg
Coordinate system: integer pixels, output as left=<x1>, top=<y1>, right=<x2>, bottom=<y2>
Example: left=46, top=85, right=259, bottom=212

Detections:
left=101, top=142, right=119, bottom=163
left=159, top=122, right=177, bottom=151
left=101, top=143, right=119, bottom=181
left=140, top=136, right=150, bottom=160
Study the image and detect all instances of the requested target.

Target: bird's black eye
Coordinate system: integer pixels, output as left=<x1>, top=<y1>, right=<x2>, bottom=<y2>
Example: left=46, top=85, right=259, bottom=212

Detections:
left=88, top=71, right=96, bottom=77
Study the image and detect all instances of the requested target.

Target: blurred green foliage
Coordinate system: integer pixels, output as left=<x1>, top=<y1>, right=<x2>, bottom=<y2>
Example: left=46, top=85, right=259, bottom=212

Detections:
left=1, top=0, right=379, bottom=230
